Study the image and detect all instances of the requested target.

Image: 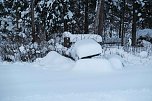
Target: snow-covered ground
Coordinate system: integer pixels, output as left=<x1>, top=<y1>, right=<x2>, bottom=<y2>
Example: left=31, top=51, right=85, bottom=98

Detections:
left=0, top=48, right=152, bottom=101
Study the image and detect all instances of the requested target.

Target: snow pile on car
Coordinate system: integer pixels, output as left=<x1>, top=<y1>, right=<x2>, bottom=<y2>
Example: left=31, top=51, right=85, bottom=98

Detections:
left=137, top=29, right=152, bottom=38
left=66, top=39, right=102, bottom=60
left=34, top=50, right=124, bottom=73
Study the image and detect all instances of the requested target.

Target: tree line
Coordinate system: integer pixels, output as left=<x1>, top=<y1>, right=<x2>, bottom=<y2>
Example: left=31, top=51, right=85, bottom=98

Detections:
left=0, top=0, right=151, bottom=62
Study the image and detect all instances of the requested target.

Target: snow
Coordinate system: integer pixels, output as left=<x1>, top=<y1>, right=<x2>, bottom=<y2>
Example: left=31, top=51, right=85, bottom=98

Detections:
left=67, top=10, right=73, bottom=19
left=137, top=29, right=152, bottom=38
left=139, top=51, right=148, bottom=58
left=19, top=32, right=26, bottom=38
left=64, top=11, right=73, bottom=19
left=108, top=55, right=124, bottom=70
left=141, top=1, right=145, bottom=7
left=31, top=42, right=38, bottom=49
left=142, top=40, right=151, bottom=47
left=66, top=39, right=102, bottom=60
left=47, top=0, right=54, bottom=7
left=73, top=58, right=113, bottom=73
left=21, top=11, right=29, bottom=18
left=139, top=18, right=143, bottom=21
left=0, top=56, right=2, bottom=62
left=138, top=13, right=142, bottom=17
left=1, top=45, right=152, bottom=101
left=19, top=45, right=25, bottom=53
left=35, top=51, right=74, bottom=71
left=128, top=38, right=132, bottom=46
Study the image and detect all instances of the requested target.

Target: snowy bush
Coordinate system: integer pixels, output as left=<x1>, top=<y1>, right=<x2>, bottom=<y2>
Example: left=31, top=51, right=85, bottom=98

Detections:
left=0, top=38, right=56, bottom=62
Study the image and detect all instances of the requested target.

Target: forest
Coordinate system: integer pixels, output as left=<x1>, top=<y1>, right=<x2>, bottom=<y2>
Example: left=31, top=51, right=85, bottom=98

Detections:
left=0, top=0, right=152, bottom=62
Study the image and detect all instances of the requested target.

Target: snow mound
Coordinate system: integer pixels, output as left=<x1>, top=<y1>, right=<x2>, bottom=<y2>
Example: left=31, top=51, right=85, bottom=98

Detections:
left=67, top=39, right=102, bottom=60
left=35, top=51, right=74, bottom=70
left=139, top=51, right=148, bottom=58
left=73, top=58, right=113, bottom=73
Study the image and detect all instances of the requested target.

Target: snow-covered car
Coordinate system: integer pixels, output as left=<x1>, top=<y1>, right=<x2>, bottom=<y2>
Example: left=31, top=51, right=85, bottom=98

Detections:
left=137, top=29, right=152, bottom=44
left=66, top=39, right=102, bottom=60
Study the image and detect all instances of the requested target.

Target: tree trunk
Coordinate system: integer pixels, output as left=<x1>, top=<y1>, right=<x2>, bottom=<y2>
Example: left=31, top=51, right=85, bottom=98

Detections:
left=97, top=0, right=104, bottom=36
left=61, top=0, right=68, bottom=32
left=119, top=20, right=122, bottom=38
left=31, top=0, right=35, bottom=43
left=16, top=7, right=19, bottom=30
left=84, top=0, right=88, bottom=34
left=132, top=1, right=137, bottom=46
left=64, top=3, right=68, bottom=32
left=121, top=0, right=125, bottom=46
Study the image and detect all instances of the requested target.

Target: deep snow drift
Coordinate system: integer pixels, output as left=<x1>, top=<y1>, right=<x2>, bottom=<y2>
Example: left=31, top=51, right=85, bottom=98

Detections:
left=0, top=48, right=152, bottom=101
